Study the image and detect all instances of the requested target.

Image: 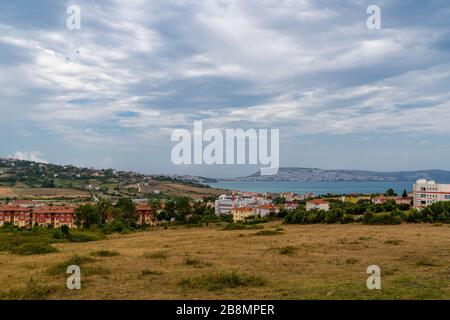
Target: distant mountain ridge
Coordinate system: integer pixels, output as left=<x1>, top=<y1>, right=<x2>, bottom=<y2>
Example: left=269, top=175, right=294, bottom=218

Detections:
left=221, top=167, right=450, bottom=182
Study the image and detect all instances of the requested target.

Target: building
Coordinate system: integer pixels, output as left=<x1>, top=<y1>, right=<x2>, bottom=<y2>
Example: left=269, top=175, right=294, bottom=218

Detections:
left=255, top=204, right=279, bottom=217
left=306, top=199, right=330, bottom=211
left=135, top=203, right=155, bottom=226
left=231, top=207, right=255, bottom=222
left=413, top=179, right=450, bottom=208
left=0, top=205, right=31, bottom=227
left=215, top=194, right=234, bottom=215
left=395, top=197, right=412, bottom=205
left=372, top=196, right=388, bottom=205
left=32, top=205, right=76, bottom=228
left=284, top=201, right=298, bottom=211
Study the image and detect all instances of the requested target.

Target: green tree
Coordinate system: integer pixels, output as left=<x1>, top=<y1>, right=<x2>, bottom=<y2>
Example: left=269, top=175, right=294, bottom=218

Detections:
left=402, top=189, right=408, bottom=198
left=115, top=198, right=137, bottom=226
left=385, top=188, right=397, bottom=197
left=75, top=204, right=101, bottom=229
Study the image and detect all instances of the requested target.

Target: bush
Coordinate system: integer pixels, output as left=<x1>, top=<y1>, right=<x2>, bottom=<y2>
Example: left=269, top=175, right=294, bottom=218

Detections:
left=90, top=250, right=120, bottom=257
left=12, top=243, right=58, bottom=255
left=254, top=230, right=282, bottom=236
left=222, top=223, right=264, bottom=231
left=68, top=231, right=102, bottom=243
left=179, top=271, right=266, bottom=291
left=143, top=251, right=168, bottom=259
left=47, top=255, right=96, bottom=275
left=277, top=246, right=297, bottom=255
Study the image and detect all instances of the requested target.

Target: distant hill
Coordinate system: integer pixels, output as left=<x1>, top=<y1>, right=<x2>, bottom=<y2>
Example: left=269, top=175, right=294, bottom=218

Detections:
left=0, top=157, right=221, bottom=199
left=221, top=167, right=450, bottom=182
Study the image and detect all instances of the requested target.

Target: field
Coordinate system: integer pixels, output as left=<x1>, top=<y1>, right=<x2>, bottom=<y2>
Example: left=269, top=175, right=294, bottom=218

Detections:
left=0, top=187, right=91, bottom=199
left=0, top=223, right=449, bottom=299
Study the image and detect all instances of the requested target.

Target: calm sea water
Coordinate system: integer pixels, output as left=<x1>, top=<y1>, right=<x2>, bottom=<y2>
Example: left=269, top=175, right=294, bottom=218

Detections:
left=207, top=181, right=413, bottom=195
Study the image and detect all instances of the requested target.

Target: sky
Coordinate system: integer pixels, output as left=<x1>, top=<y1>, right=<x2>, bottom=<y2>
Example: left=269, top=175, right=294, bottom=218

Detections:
left=1, top=0, right=450, bottom=178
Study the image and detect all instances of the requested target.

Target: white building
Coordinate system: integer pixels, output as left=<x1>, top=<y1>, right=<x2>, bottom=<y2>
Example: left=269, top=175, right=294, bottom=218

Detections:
left=215, top=195, right=234, bottom=215
left=215, top=194, right=272, bottom=215
left=413, top=179, right=450, bottom=208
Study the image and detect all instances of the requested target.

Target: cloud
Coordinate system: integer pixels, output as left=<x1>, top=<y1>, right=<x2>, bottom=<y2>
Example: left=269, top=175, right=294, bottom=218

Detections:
left=10, top=151, right=48, bottom=163
left=1, top=0, right=450, bottom=173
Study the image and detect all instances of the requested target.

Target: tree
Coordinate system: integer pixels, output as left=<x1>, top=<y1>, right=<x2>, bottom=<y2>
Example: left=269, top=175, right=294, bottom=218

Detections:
left=385, top=188, right=397, bottom=197
left=96, top=198, right=113, bottom=224
left=402, top=189, right=408, bottom=198
left=115, top=198, right=137, bottom=226
left=75, top=204, right=101, bottom=229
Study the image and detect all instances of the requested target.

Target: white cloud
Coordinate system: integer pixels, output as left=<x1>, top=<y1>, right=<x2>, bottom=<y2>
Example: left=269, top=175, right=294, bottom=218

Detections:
left=10, top=151, right=48, bottom=163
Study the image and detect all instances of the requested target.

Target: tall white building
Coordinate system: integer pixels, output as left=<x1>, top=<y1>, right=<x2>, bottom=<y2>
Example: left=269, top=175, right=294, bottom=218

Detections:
left=215, top=195, right=233, bottom=215
left=413, top=179, right=450, bottom=208
left=214, top=194, right=271, bottom=215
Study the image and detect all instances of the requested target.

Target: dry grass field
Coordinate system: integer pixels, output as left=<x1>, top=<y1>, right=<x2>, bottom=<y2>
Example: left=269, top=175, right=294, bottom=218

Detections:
left=0, top=187, right=90, bottom=199
left=0, top=223, right=449, bottom=300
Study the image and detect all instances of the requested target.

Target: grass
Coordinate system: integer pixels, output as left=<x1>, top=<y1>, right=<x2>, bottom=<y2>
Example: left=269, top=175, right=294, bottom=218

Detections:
left=1, top=223, right=449, bottom=299
left=46, top=255, right=96, bottom=276
left=416, top=258, right=439, bottom=267
left=184, top=257, right=213, bottom=267
left=141, top=269, right=163, bottom=276
left=143, top=251, right=168, bottom=259
left=384, top=239, right=402, bottom=245
left=254, top=230, right=282, bottom=236
left=277, top=246, right=297, bottom=256
left=345, top=257, right=359, bottom=264
left=12, top=243, right=58, bottom=255
left=222, top=223, right=264, bottom=231
left=90, top=250, right=120, bottom=257
left=179, top=271, right=266, bottom=291
left=0, top=278, right=57, bottom=300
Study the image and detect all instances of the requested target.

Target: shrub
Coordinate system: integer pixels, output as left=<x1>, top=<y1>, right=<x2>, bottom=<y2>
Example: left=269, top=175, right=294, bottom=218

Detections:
left=90, top=250, right=120, bottom=257
left=179, top=271, right=266, bottom=291
left=143, top=251, right=168, bottom=259
left=416, top=258, right=438, bottom=267
left=0, top=278, right=55, bottom=300
left=384, top=239, right=402, bottom=245
left=222, top=223, right=263, bottom=231
left=277, top=246, right=297, bottom=255
left=47, top=255, right=96, bottom=275
left=141, top=269, right=163, bottom=276
left=68, top=231, right=102, bottom=243
left=254, top=230, right=282, bottom=236
left=12, top=243, right=58, bottom=255
left=184, top=257, right=212, bottom=267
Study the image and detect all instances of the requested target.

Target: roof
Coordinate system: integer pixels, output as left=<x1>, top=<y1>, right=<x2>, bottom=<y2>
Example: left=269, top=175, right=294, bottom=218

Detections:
left=256, top=204, right=277, bottom=210
left=233, top=207, right=254, bottom=212
left=307, top=199, right=329, bottom=205
left=33, top=206, right=76, bottom=214
left=0, top=205, right=31, bottom=212
left=135, top=203, right=152, bottom=211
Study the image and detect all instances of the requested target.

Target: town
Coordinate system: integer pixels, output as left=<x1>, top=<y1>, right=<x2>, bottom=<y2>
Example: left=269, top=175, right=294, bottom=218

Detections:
left=1, top=178, right=449, bottom=229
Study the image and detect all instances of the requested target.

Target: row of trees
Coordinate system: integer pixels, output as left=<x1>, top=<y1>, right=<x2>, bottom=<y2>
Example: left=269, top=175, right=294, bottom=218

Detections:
left=75, top=198, right=137, bottom=229
left=74, top=196, right=224, bottom=230
left=284, top=199, right=450, bottom=225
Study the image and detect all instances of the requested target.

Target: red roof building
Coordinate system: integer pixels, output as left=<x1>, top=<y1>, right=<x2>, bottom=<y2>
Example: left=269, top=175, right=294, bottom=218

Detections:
left=135, top=203, right=155, bottom=226
left=32, top=205, right=77, bottom=228
left=0, top=205, right=31, bottom=227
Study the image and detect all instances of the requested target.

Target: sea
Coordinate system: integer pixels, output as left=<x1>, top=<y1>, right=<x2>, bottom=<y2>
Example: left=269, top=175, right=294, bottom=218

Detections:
left=207, top=181, right=413, bottom=195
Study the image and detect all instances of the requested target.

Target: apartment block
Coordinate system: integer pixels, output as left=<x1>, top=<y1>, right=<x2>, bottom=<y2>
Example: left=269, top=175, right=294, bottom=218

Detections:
left=413, top=179, right=450, bottom=208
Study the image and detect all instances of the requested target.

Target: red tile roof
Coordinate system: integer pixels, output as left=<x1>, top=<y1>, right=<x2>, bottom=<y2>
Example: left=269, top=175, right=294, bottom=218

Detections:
left=33, top=206, right=76, bottom=214
left=307, top=199, right=329, bottom=205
